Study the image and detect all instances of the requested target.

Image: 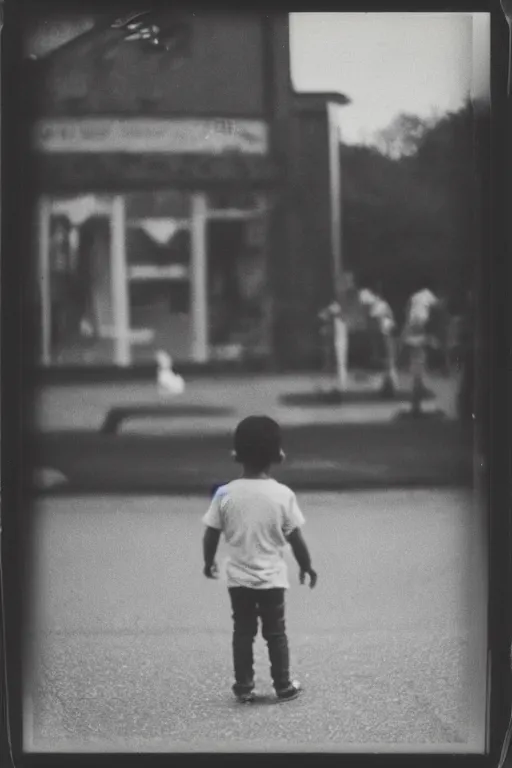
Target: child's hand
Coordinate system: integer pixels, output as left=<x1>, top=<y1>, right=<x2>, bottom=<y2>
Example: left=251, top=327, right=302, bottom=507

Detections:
left=203, top=562, right=219, bottom=579
left=299, top=568, right=317, bottom=588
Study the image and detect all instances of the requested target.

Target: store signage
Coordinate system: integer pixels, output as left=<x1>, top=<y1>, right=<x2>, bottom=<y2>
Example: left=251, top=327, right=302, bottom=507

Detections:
left=33, top=118, right=269, bottom=155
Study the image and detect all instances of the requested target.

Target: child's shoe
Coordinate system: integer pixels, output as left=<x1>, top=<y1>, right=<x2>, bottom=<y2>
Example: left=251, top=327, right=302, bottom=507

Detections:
left=233, top=683, right=255, bottom=704
left=235, top=690, right=256, bottom=704
left=276, top=680, right=302, bottom=702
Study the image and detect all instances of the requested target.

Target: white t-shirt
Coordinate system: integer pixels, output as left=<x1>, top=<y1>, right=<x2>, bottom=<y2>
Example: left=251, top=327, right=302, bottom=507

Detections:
left=202, top=478, right=306, bottom=589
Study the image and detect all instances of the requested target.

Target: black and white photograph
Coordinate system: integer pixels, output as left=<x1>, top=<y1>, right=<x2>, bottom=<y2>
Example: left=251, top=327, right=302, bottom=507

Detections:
left=16, top=7, right=496, bottom=755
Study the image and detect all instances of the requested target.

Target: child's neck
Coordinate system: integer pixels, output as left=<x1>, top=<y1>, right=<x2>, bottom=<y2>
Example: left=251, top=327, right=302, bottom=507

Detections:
left=242, top=467, right=271, bottom=480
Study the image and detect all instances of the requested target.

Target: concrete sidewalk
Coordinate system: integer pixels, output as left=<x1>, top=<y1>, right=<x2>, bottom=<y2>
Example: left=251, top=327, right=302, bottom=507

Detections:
left=33, top=371, right=459, bottom=435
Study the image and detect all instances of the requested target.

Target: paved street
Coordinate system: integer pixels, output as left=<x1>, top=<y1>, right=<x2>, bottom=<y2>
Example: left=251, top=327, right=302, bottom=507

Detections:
left=33, top=371, right=459, bottom=434
left=25, top=488, right=487, bottom=753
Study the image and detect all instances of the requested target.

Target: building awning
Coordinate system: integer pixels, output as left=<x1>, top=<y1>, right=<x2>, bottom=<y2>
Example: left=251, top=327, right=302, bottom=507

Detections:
left=293, top=91, right=351, bottom=111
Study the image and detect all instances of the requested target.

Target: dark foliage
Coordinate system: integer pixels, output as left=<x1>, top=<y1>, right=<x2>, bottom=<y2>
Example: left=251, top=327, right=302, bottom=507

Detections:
left=341, top=101, right=477, bottom=320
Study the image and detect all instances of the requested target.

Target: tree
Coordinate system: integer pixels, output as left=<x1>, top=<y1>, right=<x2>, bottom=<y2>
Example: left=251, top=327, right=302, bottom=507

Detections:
left=374, top=113, right=434, bottom=159
left=340, top=102, right=477, bottom=320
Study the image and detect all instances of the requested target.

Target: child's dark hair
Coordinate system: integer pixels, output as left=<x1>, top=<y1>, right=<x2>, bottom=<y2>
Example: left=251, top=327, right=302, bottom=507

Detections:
left=233, top=416, right=282, bottom=469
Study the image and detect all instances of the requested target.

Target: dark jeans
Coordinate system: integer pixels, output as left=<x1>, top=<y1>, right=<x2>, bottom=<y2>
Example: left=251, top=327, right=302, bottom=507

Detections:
left=229, top=587, right=290, bottom=695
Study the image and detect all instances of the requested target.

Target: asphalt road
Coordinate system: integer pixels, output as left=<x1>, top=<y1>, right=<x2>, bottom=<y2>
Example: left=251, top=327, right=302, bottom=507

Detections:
left=25, top=489, right=488, bottom=753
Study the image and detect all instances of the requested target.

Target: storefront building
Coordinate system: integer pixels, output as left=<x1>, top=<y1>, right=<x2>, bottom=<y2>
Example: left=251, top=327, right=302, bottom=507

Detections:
left=28, top=12, right=348, bottom=370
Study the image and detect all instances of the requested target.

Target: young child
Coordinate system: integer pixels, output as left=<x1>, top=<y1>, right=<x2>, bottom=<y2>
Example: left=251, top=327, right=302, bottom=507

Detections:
left=202, top=415, right=317, bottom=704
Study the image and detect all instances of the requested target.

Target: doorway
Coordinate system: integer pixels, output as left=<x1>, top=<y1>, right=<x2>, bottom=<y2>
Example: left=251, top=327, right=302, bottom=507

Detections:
left=207, top=220, right=245, bottom=351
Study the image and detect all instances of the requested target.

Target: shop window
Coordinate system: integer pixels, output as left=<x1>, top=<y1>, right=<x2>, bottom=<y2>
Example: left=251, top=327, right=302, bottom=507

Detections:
left=43, top=214, right=116, bottom=366
left=127, top=209, right=192, bottom=364
left=126, top=190, right=190, bottom=220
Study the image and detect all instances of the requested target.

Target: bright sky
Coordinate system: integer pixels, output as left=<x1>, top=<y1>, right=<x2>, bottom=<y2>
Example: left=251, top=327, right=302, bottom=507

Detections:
left=290, top=13, right=490, bottom=145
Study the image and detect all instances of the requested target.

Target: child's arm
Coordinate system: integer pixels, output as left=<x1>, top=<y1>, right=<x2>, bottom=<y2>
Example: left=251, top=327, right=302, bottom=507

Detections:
left=203, top=526, right=221, bottom=578
left=286, top=528, right=317, bottom=588
left=202, top=487, right=225, bottom=579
